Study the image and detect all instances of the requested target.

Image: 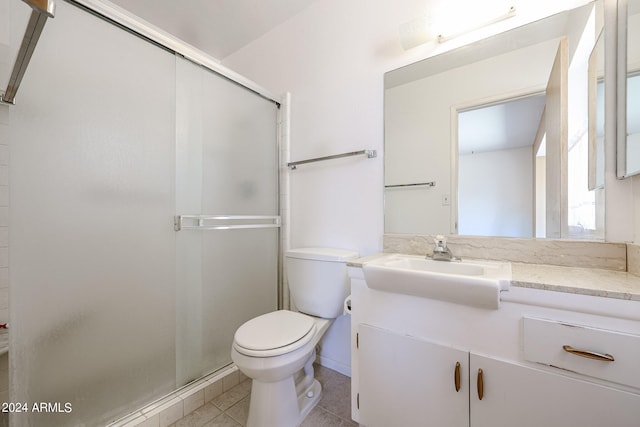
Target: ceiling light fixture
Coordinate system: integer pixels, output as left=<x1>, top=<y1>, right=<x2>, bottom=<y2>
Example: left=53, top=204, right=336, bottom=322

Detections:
left=437, top=6, right=517, bottom=43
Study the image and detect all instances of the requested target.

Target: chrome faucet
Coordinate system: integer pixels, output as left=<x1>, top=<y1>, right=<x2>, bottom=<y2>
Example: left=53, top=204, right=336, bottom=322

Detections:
left=431, top=235, right=457, bottom=261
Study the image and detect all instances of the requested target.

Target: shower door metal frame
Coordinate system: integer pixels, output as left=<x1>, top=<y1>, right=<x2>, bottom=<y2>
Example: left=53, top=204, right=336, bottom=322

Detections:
left=66, top=0, right=279, bottom=105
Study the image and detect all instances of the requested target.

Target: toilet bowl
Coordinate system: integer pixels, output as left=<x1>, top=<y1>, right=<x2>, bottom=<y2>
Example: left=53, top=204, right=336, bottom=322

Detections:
left=232, top=310, right=330, bottom=426
left=231, top=248, right=358, bottom=427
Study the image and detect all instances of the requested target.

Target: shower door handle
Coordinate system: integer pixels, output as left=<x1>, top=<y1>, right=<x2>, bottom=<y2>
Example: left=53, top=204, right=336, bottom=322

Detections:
left=174, top=215, right=281, bottom=231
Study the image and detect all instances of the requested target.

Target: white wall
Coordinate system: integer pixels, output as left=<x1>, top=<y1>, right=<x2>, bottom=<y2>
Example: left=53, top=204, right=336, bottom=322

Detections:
left=223, top=0, right=602, bottom=373
left=224, top=0, right=597, bottom=256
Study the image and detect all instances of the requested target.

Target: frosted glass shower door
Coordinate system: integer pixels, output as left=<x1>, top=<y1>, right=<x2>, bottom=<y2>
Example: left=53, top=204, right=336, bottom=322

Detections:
left=176, top=58, right=279, bottom=385
left=10, top=2, right=177, bottom=426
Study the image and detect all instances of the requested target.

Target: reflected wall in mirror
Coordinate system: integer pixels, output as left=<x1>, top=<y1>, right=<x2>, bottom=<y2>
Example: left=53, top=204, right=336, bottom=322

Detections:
left=457, top=93, right=545, bottom=238
left=618, top=0, right=640, bottom=177
left=384, top=1, right=605, bottom=239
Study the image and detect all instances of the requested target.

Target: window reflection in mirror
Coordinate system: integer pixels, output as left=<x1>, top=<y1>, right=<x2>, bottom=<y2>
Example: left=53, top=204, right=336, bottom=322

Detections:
left=629, top=73, right=640, bottom=175
left=588, top=30, right=605, bottom=190
left=566, top=14, right=605, bottom=241
left=625, top=0, right=640, bottom=176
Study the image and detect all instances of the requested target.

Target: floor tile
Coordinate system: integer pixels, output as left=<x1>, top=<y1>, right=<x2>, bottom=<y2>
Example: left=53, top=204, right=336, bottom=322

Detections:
left=315, top=365, right=352, bottom=421
left=211, top=379, right=251, bottom=411
left=172, top=364, right=354, bottom=427
left=224, top=396, right=249, bottom=426
left=203, top=413, right=241, bottom=427
left=300, top=406, right=354, bottom=427
left=176, top=403, right=222, bottom=427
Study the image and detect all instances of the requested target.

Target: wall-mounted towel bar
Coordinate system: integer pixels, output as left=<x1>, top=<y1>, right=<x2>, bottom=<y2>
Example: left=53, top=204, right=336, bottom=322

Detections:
left=174, top=215, right=281, bottom=231
left=0, top=0, right=56, bottom=105
left=287, top=149, right=376, bottom=170
left=385, top=181, right=436, bottom=188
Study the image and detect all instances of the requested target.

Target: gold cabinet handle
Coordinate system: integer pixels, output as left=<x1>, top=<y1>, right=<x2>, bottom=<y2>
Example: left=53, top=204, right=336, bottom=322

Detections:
left=477, top=368, right=484, bottom=400
left=454, top=362, right=461, bottom=392
left=562, top=345, right=615, bottom=362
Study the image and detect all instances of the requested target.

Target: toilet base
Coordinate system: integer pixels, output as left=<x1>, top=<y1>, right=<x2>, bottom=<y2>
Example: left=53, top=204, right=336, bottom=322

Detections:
left=246, top=377, right=322, bottom=427
left=298, top=379, right=322, bottom=423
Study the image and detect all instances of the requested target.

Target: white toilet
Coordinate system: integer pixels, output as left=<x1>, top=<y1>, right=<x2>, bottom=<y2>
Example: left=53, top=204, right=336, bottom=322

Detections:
left=231, top=247, right=358, bottom=427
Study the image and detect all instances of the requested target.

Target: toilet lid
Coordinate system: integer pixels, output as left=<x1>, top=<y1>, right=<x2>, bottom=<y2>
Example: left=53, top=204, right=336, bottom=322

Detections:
left=234, top=310, right=315, bottom=353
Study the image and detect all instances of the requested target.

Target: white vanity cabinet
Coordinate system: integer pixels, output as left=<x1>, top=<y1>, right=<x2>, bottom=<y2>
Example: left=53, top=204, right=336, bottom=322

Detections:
left=349, top=266, right=640, bottom=427
left=358, top=324, right=469, bottom=427
left=470, top=353, right=640, bottom=427
left=357, top=324, right=640, bottom=427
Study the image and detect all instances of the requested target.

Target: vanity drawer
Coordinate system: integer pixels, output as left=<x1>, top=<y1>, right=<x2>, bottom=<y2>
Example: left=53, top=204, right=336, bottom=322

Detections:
left=523, top=317, right=640, bottom=389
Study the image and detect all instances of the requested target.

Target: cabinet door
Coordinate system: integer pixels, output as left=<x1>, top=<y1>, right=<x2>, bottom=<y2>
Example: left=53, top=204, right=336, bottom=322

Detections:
left=358, top=324, right=469, bottom=427
left=470, top=353, right=640, bottom=427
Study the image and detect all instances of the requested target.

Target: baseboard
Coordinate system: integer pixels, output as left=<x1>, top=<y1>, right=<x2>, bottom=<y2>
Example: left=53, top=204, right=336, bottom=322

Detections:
left=317, top=354, right=351, bottom=377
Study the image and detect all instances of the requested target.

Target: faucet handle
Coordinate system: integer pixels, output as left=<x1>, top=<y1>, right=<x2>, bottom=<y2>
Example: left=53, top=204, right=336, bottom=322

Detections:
left=434, top=234, right=447, bottom=250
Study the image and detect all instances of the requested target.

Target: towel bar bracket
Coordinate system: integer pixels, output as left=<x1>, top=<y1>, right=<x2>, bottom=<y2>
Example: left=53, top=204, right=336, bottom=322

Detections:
left=0, top=0, right=56, bottom=106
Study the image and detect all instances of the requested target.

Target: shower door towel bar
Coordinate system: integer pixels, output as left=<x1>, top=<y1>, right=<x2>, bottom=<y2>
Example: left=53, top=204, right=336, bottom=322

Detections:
left=287, top=149, right=376, bottom=170
left=174, top=215, right=281, bottom=231
left=385, top=181, right=436, bottom=188
left=0, top=0, right=56, bottom=105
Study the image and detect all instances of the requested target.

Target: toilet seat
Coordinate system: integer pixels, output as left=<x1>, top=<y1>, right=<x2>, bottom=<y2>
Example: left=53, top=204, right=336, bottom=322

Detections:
left=234, top=310, right=316, bottom=357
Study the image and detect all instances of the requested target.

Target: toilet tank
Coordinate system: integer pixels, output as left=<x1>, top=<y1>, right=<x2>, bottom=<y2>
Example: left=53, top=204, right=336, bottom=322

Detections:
left=285, top=248, right=359, bottom=319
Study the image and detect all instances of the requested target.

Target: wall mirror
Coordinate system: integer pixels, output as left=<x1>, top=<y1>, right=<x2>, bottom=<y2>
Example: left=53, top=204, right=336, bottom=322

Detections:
left=384, top=1, right=605, bottom=239
left=617, top=0, right=640, bottom=178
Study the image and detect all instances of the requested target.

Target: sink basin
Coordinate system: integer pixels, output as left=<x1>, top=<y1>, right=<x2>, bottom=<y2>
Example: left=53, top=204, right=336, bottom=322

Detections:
left=380, top=257, right=485, bottom=276
left=362, top=254, right=511, bottom=309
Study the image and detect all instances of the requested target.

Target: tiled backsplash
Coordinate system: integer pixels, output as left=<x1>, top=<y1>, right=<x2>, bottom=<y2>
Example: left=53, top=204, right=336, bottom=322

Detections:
left=384, top=234, right=629, bottom=272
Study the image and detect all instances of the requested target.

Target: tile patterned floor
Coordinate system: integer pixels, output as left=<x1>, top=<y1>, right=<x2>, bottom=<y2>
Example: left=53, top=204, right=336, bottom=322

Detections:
left=169, top=364, right=357, bottom=427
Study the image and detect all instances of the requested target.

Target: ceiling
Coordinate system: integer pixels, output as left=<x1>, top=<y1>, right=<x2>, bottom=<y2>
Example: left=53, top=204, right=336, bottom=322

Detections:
left=458, top=93, right=546, bottom=155
left=107, top=0, right=319, bottom=60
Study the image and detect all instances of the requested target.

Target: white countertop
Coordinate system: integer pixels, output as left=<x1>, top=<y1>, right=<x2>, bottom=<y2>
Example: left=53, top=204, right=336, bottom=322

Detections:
left=511, top=262, right=640, bottom=301
left=349, top=254, right=640, bottom=302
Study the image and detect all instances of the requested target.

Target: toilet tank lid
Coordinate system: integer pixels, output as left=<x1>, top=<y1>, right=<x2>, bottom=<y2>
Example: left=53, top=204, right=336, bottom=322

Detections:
left=285, top=247, right=359, bottom=262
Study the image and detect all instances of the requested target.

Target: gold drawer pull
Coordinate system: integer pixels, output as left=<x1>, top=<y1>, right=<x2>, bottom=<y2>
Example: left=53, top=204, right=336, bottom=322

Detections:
left=454, top=362, right=461, bottom=392
left=477, top=368, right=484, bottom=400
left=562, top=345, right=615, bottom=362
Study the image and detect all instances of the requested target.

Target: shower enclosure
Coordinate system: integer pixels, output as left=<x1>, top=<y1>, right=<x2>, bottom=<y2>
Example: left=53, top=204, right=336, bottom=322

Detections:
left=8, top=1, right=279, bottom=426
